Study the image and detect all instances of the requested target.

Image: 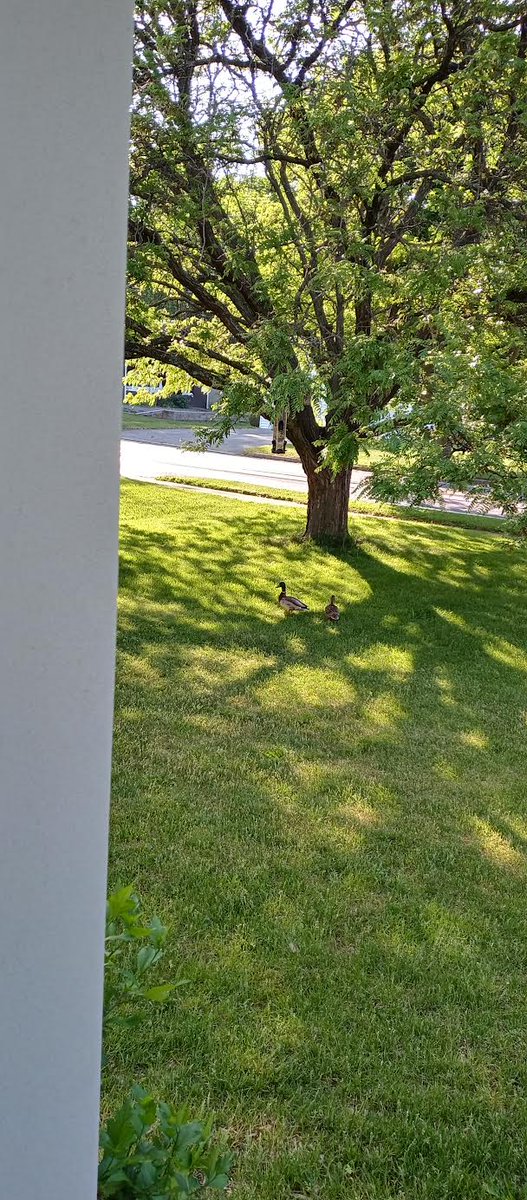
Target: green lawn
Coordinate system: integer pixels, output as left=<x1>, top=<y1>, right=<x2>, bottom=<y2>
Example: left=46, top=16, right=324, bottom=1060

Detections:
left=158, top=474, right=503, bottom=535
left=122, top=410, right=199, bottom=431
left=244, top=440, right=389, bottom=470
left=122, top=411, right=252, bottom=432
left=109, top=481, right=527, bottom=1200
left=243, top=442, right=301, bottom=461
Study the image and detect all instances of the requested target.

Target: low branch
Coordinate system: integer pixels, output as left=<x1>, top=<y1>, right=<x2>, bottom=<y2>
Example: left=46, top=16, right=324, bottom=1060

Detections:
left=129, top=217, right=250, bottom=343
left=126, top=320, right=227, bottom=389
left=182, top=338, right=267, bottom=383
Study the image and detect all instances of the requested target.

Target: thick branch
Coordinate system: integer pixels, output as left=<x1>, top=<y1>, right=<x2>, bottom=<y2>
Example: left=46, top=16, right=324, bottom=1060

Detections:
left=128, top=217, right=250, bottom=342
left=126, top=320, right=227, bottom=388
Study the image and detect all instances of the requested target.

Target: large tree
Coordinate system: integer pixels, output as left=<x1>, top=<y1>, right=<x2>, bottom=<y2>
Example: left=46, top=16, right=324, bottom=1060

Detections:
left=127, top=0, right=527, bottom=541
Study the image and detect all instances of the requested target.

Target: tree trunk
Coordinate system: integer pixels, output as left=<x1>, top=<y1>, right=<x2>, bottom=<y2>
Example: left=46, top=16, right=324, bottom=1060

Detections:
left=304, top=464, right=352, bottom=543
left=286, top=406, right=353, bottom=543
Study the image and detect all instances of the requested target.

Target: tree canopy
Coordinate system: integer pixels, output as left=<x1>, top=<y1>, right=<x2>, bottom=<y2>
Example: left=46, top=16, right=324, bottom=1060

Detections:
left=127, top=0, right=527, bottom=539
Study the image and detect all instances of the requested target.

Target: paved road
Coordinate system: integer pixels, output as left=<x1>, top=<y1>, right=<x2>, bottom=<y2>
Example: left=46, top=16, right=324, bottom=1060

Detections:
left=121, top=433, right=312, bottom=491
left=122, top=424, right=278, bottom=455
left=121, top=428, right=503, bottom=518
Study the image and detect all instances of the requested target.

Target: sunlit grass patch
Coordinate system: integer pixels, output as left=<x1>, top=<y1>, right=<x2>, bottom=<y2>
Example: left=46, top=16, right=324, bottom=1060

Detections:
left=109, top=482, right=527, bottom=1200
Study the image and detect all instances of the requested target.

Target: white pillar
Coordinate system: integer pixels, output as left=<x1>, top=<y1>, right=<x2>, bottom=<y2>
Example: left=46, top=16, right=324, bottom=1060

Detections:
left=0, top=4, right=133, bottom=1198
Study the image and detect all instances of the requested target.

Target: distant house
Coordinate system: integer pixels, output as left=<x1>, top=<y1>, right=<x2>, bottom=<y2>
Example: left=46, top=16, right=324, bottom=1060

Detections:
left=190, top=384, right=207, bottom=409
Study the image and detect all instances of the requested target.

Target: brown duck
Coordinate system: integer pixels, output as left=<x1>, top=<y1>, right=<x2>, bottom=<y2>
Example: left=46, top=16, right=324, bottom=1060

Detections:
left=325, top=595, right=340, bottom=622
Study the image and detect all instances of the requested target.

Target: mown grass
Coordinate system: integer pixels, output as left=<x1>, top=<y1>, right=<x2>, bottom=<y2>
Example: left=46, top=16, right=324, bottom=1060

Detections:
left=243, top=442, right=301, bottom=461
left=243, top=440, right=390, bottom=470
left=122, top=411, right=252, bottom=432
left=109, top=481, right=527, bottom=1200
left=122, top=410, right=199, bottom=431
left=158, top=473, right=504, bottom=535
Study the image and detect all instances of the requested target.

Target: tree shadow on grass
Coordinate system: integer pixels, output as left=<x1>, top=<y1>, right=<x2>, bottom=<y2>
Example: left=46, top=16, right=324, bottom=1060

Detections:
left=110, top=485, right=527, bottom=1200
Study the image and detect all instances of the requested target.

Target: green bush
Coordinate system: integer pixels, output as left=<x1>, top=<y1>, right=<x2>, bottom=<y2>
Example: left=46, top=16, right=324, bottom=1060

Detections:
left=101, top=890, right=234, bottom=1198
left=98, top=1087, right=233, bottom=1199
left=104, top=886, right=182, bottom=1041
left=160, top=392, right=194, bottom=409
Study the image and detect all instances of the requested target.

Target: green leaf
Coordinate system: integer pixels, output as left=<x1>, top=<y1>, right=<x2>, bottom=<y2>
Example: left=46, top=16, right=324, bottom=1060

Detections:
left=144, top=983, right=177, bottom=1002
left=137, top=944, right=159, bottom=974
left=107, top=885, right=137, bottom=921
left=172, top=1172, right=192, bottom=1195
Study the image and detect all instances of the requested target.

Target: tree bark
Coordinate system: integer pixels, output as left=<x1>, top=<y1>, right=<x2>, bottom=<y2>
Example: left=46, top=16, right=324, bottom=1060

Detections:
left=286, top=405, right=353, bottom=542
left=304, top=464, right=352, bottom=542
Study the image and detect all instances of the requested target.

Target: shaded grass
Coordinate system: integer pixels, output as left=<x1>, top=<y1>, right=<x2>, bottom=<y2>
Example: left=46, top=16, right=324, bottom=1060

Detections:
left=109, top=481, right=527, bottom=1200
left=158, top=474, right=504, bottom=535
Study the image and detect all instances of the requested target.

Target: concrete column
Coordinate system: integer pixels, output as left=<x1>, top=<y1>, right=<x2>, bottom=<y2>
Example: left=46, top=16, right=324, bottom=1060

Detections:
left=0, top=3, right=133, bottom=1198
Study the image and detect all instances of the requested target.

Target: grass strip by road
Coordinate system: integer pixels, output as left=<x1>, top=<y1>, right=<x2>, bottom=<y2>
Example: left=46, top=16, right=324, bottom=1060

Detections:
left=243, top=444, right=301, bottom=462
left=110, top=480, right=527, bottom=1200
left=123, top=412, right=201, bottom=431
left=123, top=413, right=254, bottom=432
left=243, top=441, right=389, bottom=470
left=157, top=474, right=504, bottom=535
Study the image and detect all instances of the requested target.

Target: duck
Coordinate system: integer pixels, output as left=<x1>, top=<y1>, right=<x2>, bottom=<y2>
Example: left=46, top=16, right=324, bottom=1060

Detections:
left=277, top=582, right=308, bottom=614
left=325, top=595, right=340, bottom=622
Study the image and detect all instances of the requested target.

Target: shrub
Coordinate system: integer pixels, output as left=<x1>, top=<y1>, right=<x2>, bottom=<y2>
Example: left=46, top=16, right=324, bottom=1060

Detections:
left=159, top=392, right=194, bottom=409
left=104, top=886, right=182, bottom=1041
left=100, top=890, right=235, bottom=1198
left=98, top=1087, right=232, bottom=1199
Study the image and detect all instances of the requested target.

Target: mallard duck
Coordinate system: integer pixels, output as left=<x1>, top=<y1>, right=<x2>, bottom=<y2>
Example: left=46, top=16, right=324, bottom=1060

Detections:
left=277, top=582, right=308, bottom=613
left=325, top=595, right=340, bottom=622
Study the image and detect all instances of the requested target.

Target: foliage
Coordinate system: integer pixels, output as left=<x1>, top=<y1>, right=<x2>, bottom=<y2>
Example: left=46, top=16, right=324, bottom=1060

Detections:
left=104, top=885, right=181, bottom=1040
left=98, top=1087, right=233, bottom=1198
left=124, top=392, right=157, bottom=408
left=125, top=360, right=193, bottom=398
left=163, top=393, right=195, bottom=408
left=102, top=890, right=233, bottom=1196
left=126, top=1, right=527, bottom=537
left=366, top=325, right=527, bottom=512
